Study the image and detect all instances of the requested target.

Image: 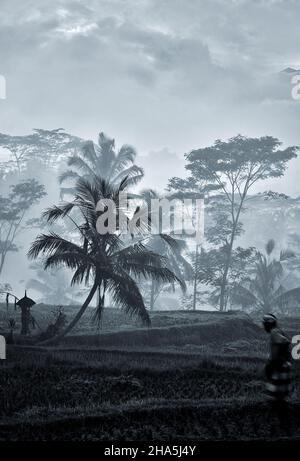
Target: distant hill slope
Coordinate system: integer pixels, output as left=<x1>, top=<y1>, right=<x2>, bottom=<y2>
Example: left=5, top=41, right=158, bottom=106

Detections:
left=49, top=311, right=264, bottom=348
left=0, top=304, right=265, bottom=348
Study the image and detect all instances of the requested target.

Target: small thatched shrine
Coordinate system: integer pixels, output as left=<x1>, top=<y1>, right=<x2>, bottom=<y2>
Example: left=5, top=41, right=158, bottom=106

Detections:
left=16, top=291, right=36, bottom=335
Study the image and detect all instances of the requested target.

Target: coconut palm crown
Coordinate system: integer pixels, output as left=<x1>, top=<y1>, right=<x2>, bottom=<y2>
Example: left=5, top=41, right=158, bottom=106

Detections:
left=59, top=132, right=144, bottom=197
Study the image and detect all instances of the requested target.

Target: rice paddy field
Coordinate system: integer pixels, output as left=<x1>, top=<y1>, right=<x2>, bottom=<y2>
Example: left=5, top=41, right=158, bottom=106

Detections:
left=0, top=306, right=300, bottom=441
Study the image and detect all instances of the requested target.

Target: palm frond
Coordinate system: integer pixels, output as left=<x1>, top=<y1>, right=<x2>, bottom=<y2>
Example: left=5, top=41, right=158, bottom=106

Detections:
left=280, top=249, right=295, bottom=261
left=113, top=242, right=165, bottom=263
left=81, top=140, right=98, bottom=165
left=116, top=144, right=137, bottom=164
left=231, top=284, right=258, bottom=307
left=71, top=264, right=93, bottom=286
left=42, top=203, right=75, bottom=223
left=58, top=170, right=80, bottom=185
left=107, top=272, right=150, bottom=326
left=113, top=165, right=144, bottom=183
left=68, top=155, right=95, bottom=177
left=28, top=233, right=85, bottom=260
left=44, top=252, right=93, bottom=272
left=123, top=262, right=186, bottom=293
left=158, top=234, right=186, bottom=252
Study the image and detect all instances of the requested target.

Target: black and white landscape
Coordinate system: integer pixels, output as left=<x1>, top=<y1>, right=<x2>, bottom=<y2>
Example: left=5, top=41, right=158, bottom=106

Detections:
left=1, top=0, right=300, bottom=442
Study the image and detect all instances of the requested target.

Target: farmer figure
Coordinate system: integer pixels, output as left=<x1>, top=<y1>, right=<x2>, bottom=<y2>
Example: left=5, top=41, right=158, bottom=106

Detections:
left=263, top=314, right=292, bottom=401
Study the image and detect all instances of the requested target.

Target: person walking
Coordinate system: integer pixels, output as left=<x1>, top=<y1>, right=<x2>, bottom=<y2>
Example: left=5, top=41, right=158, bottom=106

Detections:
left=263, top=314, right=292, bottom=401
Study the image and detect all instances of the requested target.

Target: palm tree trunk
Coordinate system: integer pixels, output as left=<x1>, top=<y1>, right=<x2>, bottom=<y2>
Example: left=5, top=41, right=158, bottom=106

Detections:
left=62, top=281, right=98, bottom=336
left=39, top=281, right=98, bottom=344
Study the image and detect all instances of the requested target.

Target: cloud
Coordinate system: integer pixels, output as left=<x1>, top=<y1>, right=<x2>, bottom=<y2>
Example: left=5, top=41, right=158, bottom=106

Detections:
left=56, top=22, right=99, bottom=38
left=138, top=148, right=186, bottom=192
left=1, top=0, right=300, bottom=196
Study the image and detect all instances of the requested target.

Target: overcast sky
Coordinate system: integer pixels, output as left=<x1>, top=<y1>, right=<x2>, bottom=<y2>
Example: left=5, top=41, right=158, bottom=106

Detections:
left=1, top=0, right=300, bottom=194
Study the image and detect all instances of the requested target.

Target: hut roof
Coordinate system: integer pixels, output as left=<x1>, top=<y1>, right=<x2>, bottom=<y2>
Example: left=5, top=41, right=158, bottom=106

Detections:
left=16, top=291, right=36, bottom=309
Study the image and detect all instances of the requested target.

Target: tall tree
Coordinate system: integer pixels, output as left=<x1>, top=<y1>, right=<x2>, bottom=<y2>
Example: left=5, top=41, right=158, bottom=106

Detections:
left=195, top=245, right=257, bottom=310
left=59, top=132, right=144, bottom=197
left=185, top=135, right=298, bottom=310
left=167, top=177, right=217, bottom=310
left=0, top=128, right=83, bottom=174
left=0, top=179, right=46, bottom=277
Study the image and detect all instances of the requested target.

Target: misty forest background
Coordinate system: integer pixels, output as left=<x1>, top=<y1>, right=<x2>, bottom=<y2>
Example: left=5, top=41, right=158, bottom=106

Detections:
left=4, top=0, right=300, bottom=441
left=2, top=127, right=300, bottom=442
left=0, top=127, right=300, bottom=340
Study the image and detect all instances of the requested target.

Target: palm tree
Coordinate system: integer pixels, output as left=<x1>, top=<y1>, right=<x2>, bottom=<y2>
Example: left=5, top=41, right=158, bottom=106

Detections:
left=59, top=132, right=144, bottom=198
left=146, top=235, right=192, bottom=310
left=28, top=178, right=184, bottom=338
left=134, top=189, right=192, bottom=310
left=232, top=239, right=300, bottom=313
